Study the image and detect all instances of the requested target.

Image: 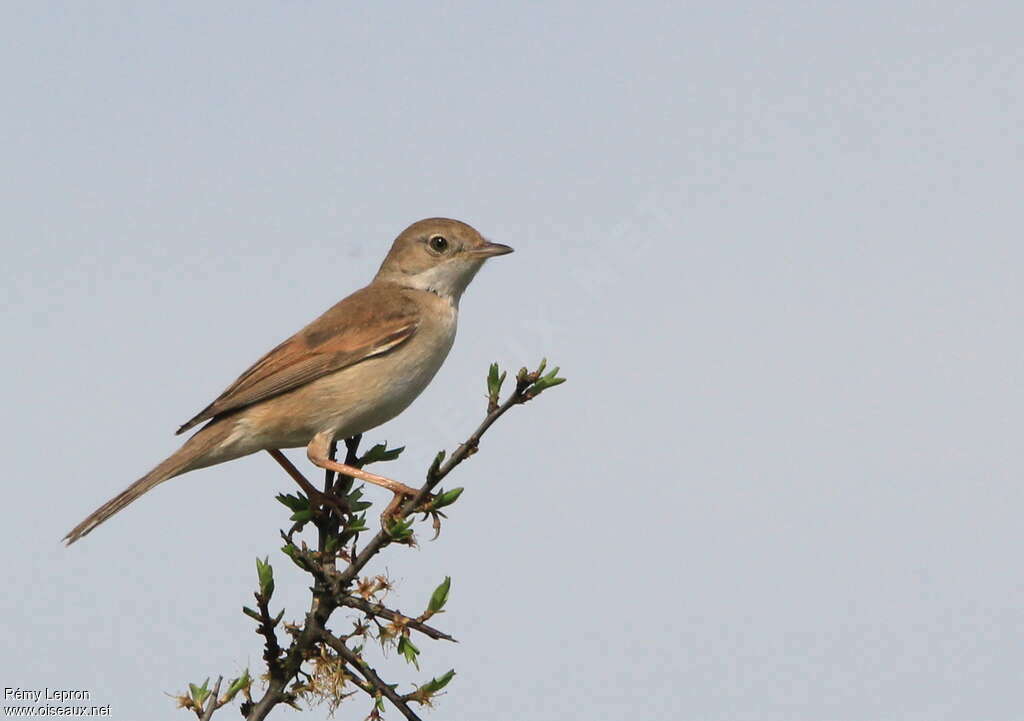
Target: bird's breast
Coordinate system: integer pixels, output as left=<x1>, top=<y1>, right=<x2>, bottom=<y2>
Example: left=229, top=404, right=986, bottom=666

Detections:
left=321, top=300, right=457, bottom=434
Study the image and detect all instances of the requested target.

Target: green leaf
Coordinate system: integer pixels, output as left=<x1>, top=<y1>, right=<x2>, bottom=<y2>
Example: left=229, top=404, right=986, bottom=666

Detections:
left=289, top=509, right=314, bottom=523
left=280, top=544, right=301, bottom=566
left=398, top=635, right=420, bottom=669
left=381, top=446, right=404, bottom=461
left=345, top=514, right=369, bottom=534
left=427, top=576, right=451, bottom=613
left=256, top=557, right=274, bottom=598
left=432, top=487, right=464, bottom=509
left=275, top=492, right=309, bottom=512
left=487, top=363, right=507, bottom=400
left=428, top=450, right=447, bottom=477
left=420, top=669, right=456, bottom=695
left=189, top=679, right=210, bottom=704
left=242, top=606, right=261, bottom=622
left=531, top=366, right=566, bottom=395
left=386, top=517, right=414, bottom=542
left=344, top=487, right=373, bottom=512
left=224, top=670, right=251, bottom=701
left=359, top=442, right=405, bottom=466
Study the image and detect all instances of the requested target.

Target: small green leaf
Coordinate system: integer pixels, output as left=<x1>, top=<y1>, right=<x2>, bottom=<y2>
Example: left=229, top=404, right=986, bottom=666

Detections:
left=386, top=517, right=415, bottom=541
left=189, top=679, right=210, bottom=704
left=428, top=450, right=447, bottom=477
left=242, top=606, right=261, bottom=622
left=359, top=442, right=405, bottom=466
left=382, top=446, right=404, bottom=461
left=420, top=669, right=456, bottom=695
left=275, top=492, right=309, bottom=512
left=346, top=514, right=369, bottom=533
left=224, top=670, right=251, bottom=701
left=256, top=557, right=274, bottom=598
left=290, top=509, right=314, bottom=523
left=345, top=487, right=373, bottom=512
left=531, top=366, right=566, bottom=395
left=280, top=544, right=300, bottom=567
left=427, top=576, right=451, bottom=614
left=487, top=363, right=507, bottom=397
left=432, top=487, right=464, bottom=509
left=398, top=635, right=420, bottom=669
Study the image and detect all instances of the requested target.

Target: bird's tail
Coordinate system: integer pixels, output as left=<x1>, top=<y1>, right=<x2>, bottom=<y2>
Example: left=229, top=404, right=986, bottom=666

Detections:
left=63, top=423, right=230, bottom=545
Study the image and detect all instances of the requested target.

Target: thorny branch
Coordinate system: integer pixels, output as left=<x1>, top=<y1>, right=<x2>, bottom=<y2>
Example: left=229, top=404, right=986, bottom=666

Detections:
left=338, top=596, right=457, bottom=643
left=321, top=631, right=421, bottom=721
left=176, top=360, right=564, bottom=720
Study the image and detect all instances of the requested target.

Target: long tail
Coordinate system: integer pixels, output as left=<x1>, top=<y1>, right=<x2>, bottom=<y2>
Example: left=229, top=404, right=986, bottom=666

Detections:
left=63, top=423, right=231, bottom=545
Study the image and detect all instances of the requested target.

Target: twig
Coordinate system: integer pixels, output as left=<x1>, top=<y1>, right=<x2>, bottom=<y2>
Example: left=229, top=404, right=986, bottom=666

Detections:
left=337, top=383, right=532, bottom=587
left=255, top=595, right=283, bottom=681
left=321, top=631, right=422, bottom=721
left=246, top=600, right=334, bottom=721
left=339, top=597, right=457, bottom=642
left=210, top=361, right=564, bottom=721
left=199, top=677, right=222, bottom=721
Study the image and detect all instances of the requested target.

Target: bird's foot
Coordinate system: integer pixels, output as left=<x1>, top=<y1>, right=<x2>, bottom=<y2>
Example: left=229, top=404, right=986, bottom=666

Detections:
left=379, top=489, right=445, bottom=539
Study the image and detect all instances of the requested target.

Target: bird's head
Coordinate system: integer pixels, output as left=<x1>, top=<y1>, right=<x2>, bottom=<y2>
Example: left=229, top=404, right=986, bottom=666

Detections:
left=375, top=218, right=513, bottom=303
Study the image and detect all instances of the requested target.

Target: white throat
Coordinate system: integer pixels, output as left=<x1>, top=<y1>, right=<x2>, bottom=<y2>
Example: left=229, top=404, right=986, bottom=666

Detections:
left=401, top=261, right=482, bottom=306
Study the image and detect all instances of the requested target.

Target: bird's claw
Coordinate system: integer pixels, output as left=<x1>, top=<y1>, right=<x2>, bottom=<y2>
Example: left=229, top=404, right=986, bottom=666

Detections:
left=378, top=490, right=446, bottom=539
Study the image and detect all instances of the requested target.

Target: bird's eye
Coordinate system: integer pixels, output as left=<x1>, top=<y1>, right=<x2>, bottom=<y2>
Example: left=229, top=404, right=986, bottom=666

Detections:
left=428, top=235, right=449, bottom=253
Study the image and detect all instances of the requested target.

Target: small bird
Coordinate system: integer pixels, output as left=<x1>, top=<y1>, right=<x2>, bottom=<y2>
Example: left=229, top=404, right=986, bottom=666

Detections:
left=64, top=218, right=512, bottom=545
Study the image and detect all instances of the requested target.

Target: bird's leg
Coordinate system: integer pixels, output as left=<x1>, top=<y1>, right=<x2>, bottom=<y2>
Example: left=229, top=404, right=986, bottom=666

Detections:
left=266, top=449, right=349, bottom=517
left=307, top=432, right=425, bottom=526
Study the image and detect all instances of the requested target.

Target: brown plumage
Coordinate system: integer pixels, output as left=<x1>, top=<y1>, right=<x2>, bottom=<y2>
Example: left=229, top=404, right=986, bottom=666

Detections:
left=177, top=285, right=420, bottom=434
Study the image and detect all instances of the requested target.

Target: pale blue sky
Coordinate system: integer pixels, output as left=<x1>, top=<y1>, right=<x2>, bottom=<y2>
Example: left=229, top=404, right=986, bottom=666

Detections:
left=3, top=2, right=1023, bottom=719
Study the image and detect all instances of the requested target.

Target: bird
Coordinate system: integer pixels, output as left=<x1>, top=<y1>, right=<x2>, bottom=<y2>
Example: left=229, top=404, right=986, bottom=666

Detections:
left=64, top=218, right=512, bottom=545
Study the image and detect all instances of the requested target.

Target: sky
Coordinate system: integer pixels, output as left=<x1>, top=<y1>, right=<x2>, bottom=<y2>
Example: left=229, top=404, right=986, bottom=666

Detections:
left=3, top=1, right=1023, bottom=719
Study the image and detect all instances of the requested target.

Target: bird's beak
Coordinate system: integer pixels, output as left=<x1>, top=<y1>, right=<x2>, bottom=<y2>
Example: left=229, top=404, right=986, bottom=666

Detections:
left=470, top=241, right=514, bottom=258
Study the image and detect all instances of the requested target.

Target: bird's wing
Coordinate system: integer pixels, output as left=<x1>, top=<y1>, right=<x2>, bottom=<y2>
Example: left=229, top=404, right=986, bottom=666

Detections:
left=176, top=285, right=419, bottom=434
